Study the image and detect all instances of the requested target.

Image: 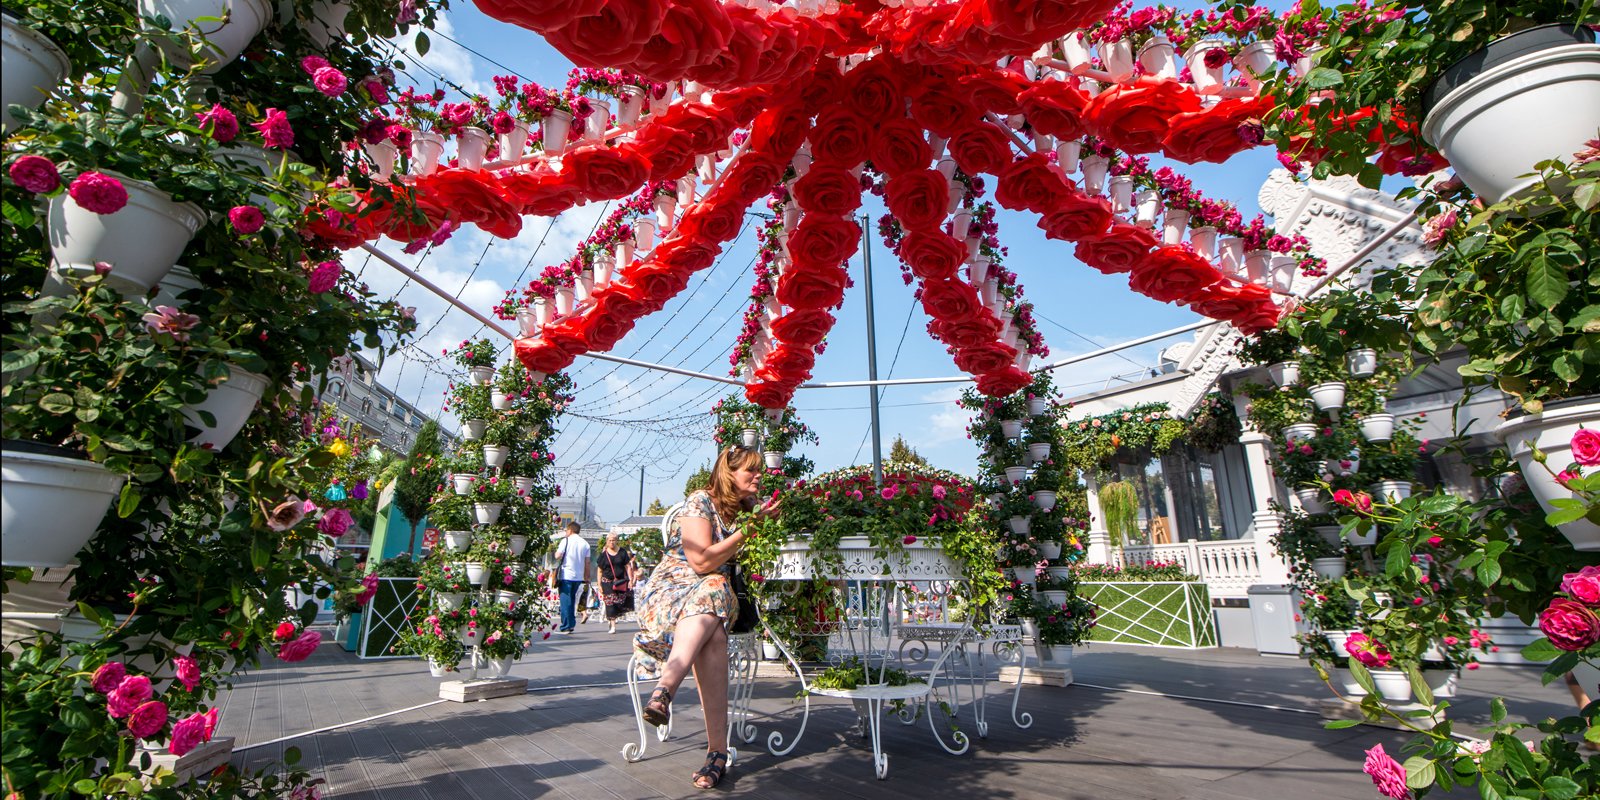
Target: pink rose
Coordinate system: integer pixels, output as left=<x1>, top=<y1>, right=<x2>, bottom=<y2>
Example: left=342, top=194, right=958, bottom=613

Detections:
left=273, top=621, right=298, bottom=641
left=313, top=66, right=348, bottom=98
left=903, top=535, right=918, bottom=545
left=1539, top=598, right=1600, bottom=651
left=1343, top=631, right=1393, bottom=669
left=107, top=674, right=153, bottom=718
left=318, top=507, right=354, bottom=537
left=202, top=707, right=219, bottom=738
left=127, top=700, right=168, bottom=740
left=1557, top=470, right=1582, bottom=488
left=1562, top=565, right=1600, bottom=606
left=1573, top=428, right=1600, bottom=467
left=229, top=205, right=264, bottom=234
left=278, top=630, right=323, bottom=662
left=91, top=661, right=127, bottom=694
left=168, top=711, right=209, bottom=756
left=308, top=260, right=341, bottom=293
left=68, top=171, right=128, bottom=214
left=174, top=655, right=201, bottom=692
left=8, top=155, right=60, bottom=193
left=490, top=111, right=516, bottom=135
left=254, top=108, right=295, bottom=150
left=194, top=104, right=239, bottom=142
left=300, top=55, right=331, bottom=75
left=1362, top=743, right=1412, bottom=800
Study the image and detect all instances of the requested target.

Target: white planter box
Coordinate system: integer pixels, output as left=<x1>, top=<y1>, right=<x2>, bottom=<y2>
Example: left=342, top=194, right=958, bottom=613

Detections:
left=1496, top=397, right=1600, bottom=550
left=1, top=13, right=69, bottom=134
left=181, top=366, right=268, bottom=452
left=443, top=530, right=471, bottom=552
left=1033, top=491, right=1057, bottom=511
left=768, top=536, right=963, bottom=581
left=2, top=446, right=126, bottom=567
left=48, top=177, right=206, bottom=298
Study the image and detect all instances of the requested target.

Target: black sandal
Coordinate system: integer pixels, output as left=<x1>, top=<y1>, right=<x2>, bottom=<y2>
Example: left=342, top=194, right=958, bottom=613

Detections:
left=692, top=750, right=728, bottom=789
left=642, top=687, right=672, bottom=727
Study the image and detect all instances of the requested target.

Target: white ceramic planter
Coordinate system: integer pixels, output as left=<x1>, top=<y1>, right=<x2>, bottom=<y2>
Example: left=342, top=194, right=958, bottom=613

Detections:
left=1295, top=487, right=1329, bottom=515
left=1421, top=39, right=1600, bottom=203
left=1373, top=480, right=1413, bottom=502
left=1011, top=565, right=1037, bottom=584
left=1189, top=226, right=1218, bottom=261
left=1324, top=629, right=1354, bottom=656
left=1267, top=360, right=1300, bottom=387
left=512, top=476, right=533, bottom=494
left=1027, top=397, right=1048, bottom=417
left=1000, top=419, right=1024, bottom=439
left=482, top=444, right=508, bottom=470
left=484, top=656, right=514, bottom=677
left=1423, top=668, right=1460, bottom=699
left=461, top=419, right=486, bottom=441
left=303, top=0, right=350, bottom=47
left=490, top=390, right=511, bottom=411
left=1358, top=413, right=1396, bottom=443
left=1004, top=466, right=1029, bottom=484
left=428, top=658, right=456, bottom=678
left=443, top=530, right=471, bottom=552
left=435, top=592, right=466, bottom=612
left=1080, top=155, right=1109, bottom=195
left=1038, top=541, right=1063, bottom=560
left=1308, top=382, right=1347, bottom=412
left=48, top=177, right=206, bottom=298
left=1283, top=422, right=1319, bottom=443
left=1138, top=34, right=1177, bottom=80
left=1183, top=39, right=1228, bottom=94
left=1, top=446, right=126, bottom=567
left=1098, top=38, right=1135, bottom=82
left=1233, top=40, right=1277, bottom=90
left=181, top=365, right=268, bottom=452
left=508, top=534, right=527, bottom=556
left=410, top=131, right=445, bottom=176
left=1033, top=490, right=1057, bottom=512
left=542, top=109, right=572, bottom=156
left=365, top=141, right=398, bottom=182
left=456, top=127, right=492, bottom=170
left=464, top=562, right=487, bottom=586
left=1028, top=442, right=1052, bottom=462
left=1346, top=349, right=1378, bottom=378
left=1311, top=557, right=1346, bottom=581
left=473, top=502, right=503, bottom=525
left=1369, top=668, right=1413, bottom=703
left=1313, top=525, right=1342, bottom=547
left=1008, top=516, right=1031, bottom=535
left=1045, top=566, right=1071, bottom=581
left=499, top=119, right=531, bottom=163
left=1345, top=526, right=1378, bottom=547
left=1496, top=397, right=1600, bottom=549
left=1, top=13, right=69, bottom=134
left=1048, top=644, right=1075, bottom=666
left=764, top=450, right=784, bottom=469
left=139, top=0, right=272, bottom=73
left=740, top=428, right=760, bottom=448
left=1333, top=666, right=1367, bottom=697
left=1039, top=590, right=1067, bottom=606
left=468, top=365, right=495, bottom=385
left=452, top=473, right=474, bottom=495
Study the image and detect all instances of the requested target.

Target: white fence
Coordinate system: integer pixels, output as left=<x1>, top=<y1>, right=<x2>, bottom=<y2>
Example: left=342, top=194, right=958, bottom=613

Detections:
left=1117, top=540, right=1261, bottom=599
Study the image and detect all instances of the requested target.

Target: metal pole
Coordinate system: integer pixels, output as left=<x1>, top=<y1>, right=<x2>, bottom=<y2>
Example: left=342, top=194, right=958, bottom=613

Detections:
left=638, top=467, right=645, bottom=516
left=859, top=215, right=884, bottom=486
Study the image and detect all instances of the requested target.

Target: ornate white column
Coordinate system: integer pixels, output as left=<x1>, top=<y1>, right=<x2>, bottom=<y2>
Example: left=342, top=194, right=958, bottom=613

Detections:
left=1231, top=392, right=1293, bottom=585
left=1082, top=473, right=1113, bottom=565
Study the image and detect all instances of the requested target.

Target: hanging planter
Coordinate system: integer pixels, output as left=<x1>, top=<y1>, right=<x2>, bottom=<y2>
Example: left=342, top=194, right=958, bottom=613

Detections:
left=435, top=592, right=466, bottom=612
left=1495, top=396, right=1600, bottom=550
left=495, top=589, right=518, bottom=606
left=1008, top=515, right=1031, bottom=535
left=1098, top=38, right=1135, bottom=82
left=139, top=0, right=273, bottom=73
left=1038, top=540, right=1063, bottom=560
left=1, top=12, right=70, bottom=135
left=1346, top=349, right=1379, bottom=378
left=490, top=390, right=511, bottom=411
left=1039, top=589, right=1068, bottom=606
left=1, top=442, right=126, bottom=568
left=763, top=450, right=784, bottom=470
left=1026, top=397, right=1048, bottom=417
left=1137, top=34, right=1178, bottom=80
left=443, top=530, right=471, bottom=552
left=1313, top=525, right=1342, bottom=547
left=1027, top=442, right=1052, bottom=462
left=461, top=419, right=487, bottom=441
left=1295, top=487, right=1329, bottom=515
left=1233, top=40, right=1277, bottom=90
left=1266, top=360, right=1300, bottom=387
left=428, top=659, right=457, bottom=678
left=1423, top=668, right=1460, bottom=699
left=1283, top=422, right=1319, bottom=443
left=456, top=127, right=492, bottom=170
left=410, top=131, right=445, bottom=175
left=364, top=141, right=398, bottom=182
left=181, top=365, right=269, bottom=452
left=542, top=108, right=573, bottom=156
left=472, top=502, right=504, bottom=525
left=1420, top=24, right=1600, bottom=203
left=1345, top=526, right=1378, bottom=547
left=1311, top=558, right=1346, bottom=581
left=1358, top=413, right=1396, bottom=443
left=508, top=534, right=528, bottom=556
left=464, top=562, right=487, bottom=586
left=1308, top=382, right=1347, bottom=412
left=1331, top=453, right=1361, bottom=477
left=1033, top=490, right=1057, bottom=511
left=1183, top=39, right=1228, bottom=94
left=1000, top=419, right=1024, bottom=438
left=499, top=119, right=530, bottom=163
left=47, top=176, right=206, bottom=298
left=740, top=428, right=760, bottom=448
left=1047, top=644, right=1074, bottom=667
left=512, top=476, right=533, bottom=494
left=1011, top=565, right=1036, bottom=584
left=1373, top=480, right=1413, bottom=502
left=1045, top=566, right=1071, bottom=581
left=1003, top=466, right=1029, bottom=484
left=451, top=474, right=474, bottom=495
left=303, top=0, right=350, bottom=47
left=468, top=365, right=495, bottom=385
left=482, top=444, right=508, bottom=470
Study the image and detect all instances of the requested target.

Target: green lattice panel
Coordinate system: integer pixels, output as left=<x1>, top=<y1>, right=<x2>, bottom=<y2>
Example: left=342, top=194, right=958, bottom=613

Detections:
left=1080, top=582, right=1217, bottom=649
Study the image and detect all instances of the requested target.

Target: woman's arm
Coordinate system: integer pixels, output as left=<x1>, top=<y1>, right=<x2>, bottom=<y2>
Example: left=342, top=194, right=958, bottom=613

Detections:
left=679, top=516, right=743, bottom=575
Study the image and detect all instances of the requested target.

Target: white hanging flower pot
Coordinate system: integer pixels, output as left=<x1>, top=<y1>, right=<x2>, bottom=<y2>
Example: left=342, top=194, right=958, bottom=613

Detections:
left=1188, top=225, right=1218, bottom=261
left=1080, top=155, right=1109, bottom=195
left=1160, top=209, right=1190, bottom=246
left=1133, top=189, right=1162, bottom=228
left=1008, top=516, right=1031, bottom=535
left=444, top=530, right=472, bottom=552
left=1027, top=397, right=1048, bottom=417
left=740, top=428, right=760, bottom=448
left=1232, top=40, right=1277, bottom=90
left=1373, top=480, right=1413, bottom=502
left=1000, top=419, right=1023, bottom=438
left=516, top=307, right=539, bottom=337
left=1098, top=38, right=1135, bottom=82
left=481, top=444, right=508, bottom=470
left=1038, top=540, right=1063, bottom=560
left=1420, top=26, right=1600, bottom=203
left=1138, top=34, right=1178, bottom=80
left=1242, top=249, right=1271, bottom=285
left=1269, top=255, right=1298, bottom=294
left=950, top=208, right=972, bottom=240
left=1283, top=422, right=1318, bottom=443
left=633, top=217, right=657, bottom=250
left=584, top=98, right=611, bottom=142
left=512, top=476, right=533, bottom=494
left=542, top=108, right=573, bottom=156
left=654, top=194, right=677, bottom=231
left=473, top=502, right=504, bottom=526
left=1108, top=174, right=1134, bottom=214
left=47, top=176, right=206, bottom=298
left=617, top=84, right=645, bottom=126
left=1004, top=466, right=1028, bottom=484
left=490, top=390, right=511, bottom=411
left=1313, top=525, right=1342, bottom=547
left=139, top=0, right=273, bottom=73
left=1346, top=348, right=1379, bottom=378
left=461, top=419, right=487, bottom=441
left=1309, top=382, right=1347, bottom=412
left=1039, top=589, right=1067, bottom=606
left=452, top=474, right=474, bottom=494
left=435, top=591, right=466, bottom=612
left=1332, top=454, right=1361, bottom=477
left=533, top=297, right=552, bottom=327
left=1183, top=39, right=1229, bottom=94
left=1028, top=442, right=1052, bottom=462
left=555, top=285, right=575, bottom=316
left=1295, top=487, right=1329, bottom=515
left=1033, top=490, right=1057, bottom=512
left=1011, top=566, right=1036, bottom=584
left=1266, top=360, right=1300, bottom=387
left=469, top=365, right=495, bottom=385
left=1060, top=32, right=1093, bottom=73
left=498, top=119, right=530, bottom=163
left=456, top=127, right=492, bottom=170
left=1345, top=526, right=1378, bottom=548
left=1495, top=397, right=1600, bottom=550
left=181, top=365, right=269, bottom=452
left=1217, top=236, right=1244, bottom=275
left=1358, top=413, right=1396, bottom=443
left=508, top=534, right=528, bottom=556
left=763, top=450, right=784, bottom=469
left=411, top=131, right=445, bottom=175
left=1, top=444, right=126, bottom=568
left=1311, top=557, right=1346, bottom=581
left=365, top=141, right=399, bottom=181
left=1, top=13, right=70, bottom=135
left=464, top=562, right=488, bottom=587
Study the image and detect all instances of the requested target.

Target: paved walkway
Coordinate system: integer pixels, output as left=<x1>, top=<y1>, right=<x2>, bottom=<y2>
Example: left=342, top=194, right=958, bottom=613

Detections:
left=214, top=620, right=1576, bottom=798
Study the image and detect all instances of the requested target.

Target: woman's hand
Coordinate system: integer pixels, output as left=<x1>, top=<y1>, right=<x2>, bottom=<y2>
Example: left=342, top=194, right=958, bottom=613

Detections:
left=755, top=490, right=782, bottom=519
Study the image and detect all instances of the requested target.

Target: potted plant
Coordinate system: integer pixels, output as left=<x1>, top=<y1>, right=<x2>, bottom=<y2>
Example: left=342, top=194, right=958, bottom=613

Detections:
left=1234, top=326, right=1299, bottom=384
left=451, top=384, right=492, bottom=441
left=470, top=475, right=515, bottom=526
left=1033, top=586, right=1097, bottom=666
left=1097, top=481, right=1140, bottom=547
left=1299, top=352, right=1347, bottom=414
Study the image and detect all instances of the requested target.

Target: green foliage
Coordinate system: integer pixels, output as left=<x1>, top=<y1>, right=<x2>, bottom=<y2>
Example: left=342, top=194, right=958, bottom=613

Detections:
left=645, top=498, right=669, bottom=515
left=1073, top=561, right=1199, bottom=582
left=1097, top=481, right=1140, bottom=547
left=683, top=463, right=712, bottom=495
left=1233, top=326, right=1298, bottom=367
left=888, top=435, right=929, bottom=466
left=393, top=419, right=444, bottom=552
left=451, top=338, right=498, bottom=369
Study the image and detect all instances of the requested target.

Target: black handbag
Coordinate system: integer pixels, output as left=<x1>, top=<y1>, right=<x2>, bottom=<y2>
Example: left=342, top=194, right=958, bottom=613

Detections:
left=727, top=563, right=759, bottom=634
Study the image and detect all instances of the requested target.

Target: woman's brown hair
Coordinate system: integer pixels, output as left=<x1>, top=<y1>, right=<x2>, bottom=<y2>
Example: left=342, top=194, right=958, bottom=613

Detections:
left=707, top=446, right=762, bottom=525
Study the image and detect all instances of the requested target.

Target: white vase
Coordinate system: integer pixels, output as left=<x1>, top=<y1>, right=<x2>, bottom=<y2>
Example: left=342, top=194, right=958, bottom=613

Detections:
left=1038, top=541, right=1063, bottom=560
left=465, top=562, right=487, bottom=587
left=1311, top=557, right=1346, bottom=581
left=411, top=131, right=445, bottom=175
left=452, top=473, right=474, bottom=494
left=1420, top=36, right=1600, bottom=203
left=490, top=390, right=511, bottom=411
left=1496, top=397, right=1600, bottom=549
left=616, top=84, right=645, bottom=127
left=499, top=119, right=530, bottom=163
left=1138, top=34, right=1178, bottom=80
left=481, top=445, right=508, bottom=470
left=1011, top=566, right=1036, bottom=584
left=654, top=195, right=677, bottom=231
left=1346, top=348, right=1378, bottom=378
left=533, top=297, right=552, bottom=327
left=138, top=0, right=273, bottom=73
left=1054, top=140, right=1081, bottom=174
left=1295, top=487, right=1329, bottom=515
left=1048, top=644, right=1074, bottom=667
left=469, top=365, right=495, bottom=385
left=473, top=502, right=503, bottom=525
left=1243, top=249, right=1271, bottom=285
left=1233, top=40, right=1277, bottom=90
left=1160, top=209, right=1190, bottom=245
left=740, top=428, right=760, bottom=448
left=1309, top=382, right=1347, bottom=412
left=512, top=476, right=533, bottom=494
left=1184, top=39, right=1229, bottom=94
left=1269, top=255, right=1298, bottom=294
left=585, top=98, right=611, bottom=142
left=495, top=589, right=519, bottom=606
left=542, top=108, right=572, bottom=156
left=1217, top=236, right=1244, bottom=275
left=1098, top=38, right=1135, bottom=82
left=1033, top=490, right=1057, bottom=512
left=1267, top=361, right=1301, bottom=387
left=1189, top=225, right=1218, bottom=261
left=1374, top=480, right=1413, bottom=502
left=1008, top=516, right=1031, bottom=535
left=1313, top=525, right=1342, bottom=547
left=1133, top=189, right=1162, bottom=228
left=1283, top=422, right=1319, bottom=443
left=444, top=530, right=471, bottom=552
left=1004, top=466, right=1029, bottom=484
left=1080, top=155, right=1109, bottom=195
left=365, top=140, right=399, bottom=181
left=1359, top=413, right=1396, bottom=443
left=1000, top=419, right=1023, bottom=438
left=456, top=127, right=492, bottom=170
left=969, top=255, right=991, bottom=286
left=1, top=13, right=70, bottom=134
left=1, top=446, right=126, bottom=568
left=181, top=365, right=269, bottom=452
left=47, top=177, right=206, bottom=298
left=554, top=286, right=574, bottom=316
left=508, top=534, right=528, bottom=556
left=1028, top=442, right=1051, bottom=462
left=763, top=450, right=784, bottom=469
left=1369, top=668, right=1414, bottom=703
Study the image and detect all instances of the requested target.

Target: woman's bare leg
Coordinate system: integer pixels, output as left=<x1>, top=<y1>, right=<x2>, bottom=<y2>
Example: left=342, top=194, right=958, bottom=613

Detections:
left=656, top=614, right=720, bottom=696
left=691, top=623, right=730, bottom=754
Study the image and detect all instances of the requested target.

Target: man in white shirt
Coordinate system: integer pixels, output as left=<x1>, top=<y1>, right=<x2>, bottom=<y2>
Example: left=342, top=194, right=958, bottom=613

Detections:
left=553, top=521, right=592, bottom=634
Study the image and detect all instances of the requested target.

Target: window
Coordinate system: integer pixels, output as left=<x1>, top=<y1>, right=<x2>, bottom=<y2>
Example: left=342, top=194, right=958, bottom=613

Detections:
left=361, top=397, right=372, bottom=415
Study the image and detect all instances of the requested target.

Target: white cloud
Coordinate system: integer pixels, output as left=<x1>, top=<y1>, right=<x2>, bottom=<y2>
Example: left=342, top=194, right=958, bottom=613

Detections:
left=917, top=386, right=971, bottom=448
left=390, top=16, right=484, bottom=97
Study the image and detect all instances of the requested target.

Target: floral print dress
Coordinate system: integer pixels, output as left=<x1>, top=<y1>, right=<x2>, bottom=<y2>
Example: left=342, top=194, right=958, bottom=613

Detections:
left=633, top=490, right=738, bottom=677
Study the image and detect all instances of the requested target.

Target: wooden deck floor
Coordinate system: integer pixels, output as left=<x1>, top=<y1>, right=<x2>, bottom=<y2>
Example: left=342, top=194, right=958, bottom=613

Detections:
left=213, top=621, right=1576, bottom=799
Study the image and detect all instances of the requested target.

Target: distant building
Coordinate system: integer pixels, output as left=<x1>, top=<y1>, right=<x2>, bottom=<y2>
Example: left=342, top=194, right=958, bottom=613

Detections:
left=306, top=353, right=455, bottom=456
left=551, top=495, right=602, bottom=530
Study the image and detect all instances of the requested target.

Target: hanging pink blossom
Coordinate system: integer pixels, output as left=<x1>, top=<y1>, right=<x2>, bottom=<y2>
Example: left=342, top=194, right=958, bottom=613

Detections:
left=308, top=260, right=341, bottom=293
left=229, top=205, right=265, bottom=234
left=313, top=66, right=348, bottom=97
left=254, top=108, right=295, bottom=150
left=194, top=104, right=239, bottom=142
left=8, top=155, right=60, bottom=193
left=68, top=171, right=128, bottom=214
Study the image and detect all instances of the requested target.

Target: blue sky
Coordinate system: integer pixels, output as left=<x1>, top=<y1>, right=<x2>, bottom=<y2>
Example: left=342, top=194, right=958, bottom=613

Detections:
left=360, top=2, right=1299, bottom=524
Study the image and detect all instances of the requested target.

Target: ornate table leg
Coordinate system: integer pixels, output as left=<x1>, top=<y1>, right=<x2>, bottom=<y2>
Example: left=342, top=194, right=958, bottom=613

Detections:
left=761, top=620, right=812, bottom=757
left=622, top=652, right=652, bottom=762
left=919, top=622, right=973, bottom=757
left=864, top=696, right=889, bottom=780
left=728, top=633, right=760, bottom=745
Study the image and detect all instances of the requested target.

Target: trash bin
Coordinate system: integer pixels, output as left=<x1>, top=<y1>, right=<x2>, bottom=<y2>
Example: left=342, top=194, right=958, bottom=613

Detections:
left=1247, top=584, right=1303, bottom=656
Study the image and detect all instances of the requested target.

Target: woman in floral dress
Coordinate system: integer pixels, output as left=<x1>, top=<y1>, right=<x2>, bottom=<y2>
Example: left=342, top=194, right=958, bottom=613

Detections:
left=633, top=445, right=768, bottom=789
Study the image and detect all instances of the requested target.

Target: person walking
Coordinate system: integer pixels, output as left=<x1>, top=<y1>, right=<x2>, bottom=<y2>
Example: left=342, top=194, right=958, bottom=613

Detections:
left=598, top=533, right=637, bottom=634
left=634, top=445, right=774, bottom=790
left=552, top=521, right=591, bottom=634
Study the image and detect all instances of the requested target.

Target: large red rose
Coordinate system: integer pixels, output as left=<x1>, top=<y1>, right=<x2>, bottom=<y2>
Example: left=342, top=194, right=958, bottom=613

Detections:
left=810, top=105, right=871, bottom=166
left=580, top=304, right=636, bottom=353
left=776, top=264, right=849, bottom=310
left=685, top=6, right=767, bottom=86
left=931, top=314, right=1000, bottom=348
left=1232, top=301, right=1283, bottom=335
left=884, top=169, right=950, bottom=233
left=745, top=380, right=792, bottom=409
left=920, top=277, right=981, bottom=321
left=1162, top=95, right=1274, bottom=164
left=976, top=365, right=1034, bottom=397
left=1074, top=223, right=1159, bottom=275
left=653, top=237, right=721, bottom=273
left=541, top=0, right=668, bottom=68
left=786, top=213, right=861, bottom=271
left=792, top=165, right=863, bottom=216
left=515, top=336, right=577, bottom=375
left=1128, top=244, right=1223, bottom=302
left=626, top=0, right=732, bottom=80
left=800, top=61, right=845, bottom=115
left=719, top=153, right=785, bottom=205
left=1037, top=192, right=1113, bottom=240
left=911, top=87, right=979, bottom=138
left=1082, top=77, right=1202, bottom=154
left=1188, top=281, right=1272, bottom=321
left=560, top=144, right=651, bottom=201
left=1019, top=80, right=1091, bottom=139
left=868, top=117, right=933, bottom=178
left=542, top=315, right=591, bottom=356
left=473, top=0, right=606, bottom=32
left=957, top=68, right=1031, bottom=114
left=770, top=308, right=836, bottom=347
left=746, top=102, right=812, bottom=161
left=758, top=342, right=816, bottom=382
left=617, top=263, right=692, bottom=310
left=947, top=121, right=1013, bottom=176
left=843, top=56, right=903, bottom=123
left=500, top=171, right=582, bottom=217
left=633, top=129, right=698, bottom=182
left=675, top=196, right=744, bottom=244
left=954, top=341, right=1019, bottom=375
left=995, top=153, right=1070, bottom=215
left=420, top=169, right=522, bottom=238
left=897, top=230, right=966, bottom=279
left=669, top=102, right=740, bottom=154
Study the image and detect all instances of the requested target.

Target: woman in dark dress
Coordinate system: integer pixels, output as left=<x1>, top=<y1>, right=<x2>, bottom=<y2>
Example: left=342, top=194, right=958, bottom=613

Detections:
left=597, top=532, right=636, bottom=634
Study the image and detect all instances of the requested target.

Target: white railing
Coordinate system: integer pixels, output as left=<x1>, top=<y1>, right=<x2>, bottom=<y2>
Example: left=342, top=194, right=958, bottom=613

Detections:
left=1117, top=540, right=1261, bottom=599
